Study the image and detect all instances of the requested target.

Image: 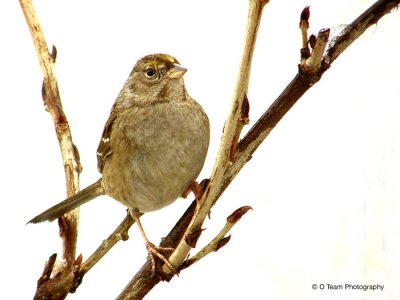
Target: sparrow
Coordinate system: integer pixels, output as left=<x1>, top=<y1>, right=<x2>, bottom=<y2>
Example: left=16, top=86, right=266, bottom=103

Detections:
left=29, top=53, right=210, bottom=273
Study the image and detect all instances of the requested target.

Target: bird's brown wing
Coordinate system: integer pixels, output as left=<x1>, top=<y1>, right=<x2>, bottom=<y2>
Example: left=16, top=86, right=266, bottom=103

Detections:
left=96, top=105, right=118, bottom=173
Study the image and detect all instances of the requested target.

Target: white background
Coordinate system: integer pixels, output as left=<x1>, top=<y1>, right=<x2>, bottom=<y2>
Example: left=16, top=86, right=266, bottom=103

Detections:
left=1, top=0, right=400, bottom=299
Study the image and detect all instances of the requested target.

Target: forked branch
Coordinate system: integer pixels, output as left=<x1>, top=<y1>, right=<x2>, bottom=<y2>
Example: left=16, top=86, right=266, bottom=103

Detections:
left=120, top=0, right=399, bottom=299
left=21, top=0, right=399, bottom=299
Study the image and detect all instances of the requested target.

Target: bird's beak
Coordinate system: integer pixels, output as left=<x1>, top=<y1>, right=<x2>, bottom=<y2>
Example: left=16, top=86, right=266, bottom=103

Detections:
left=168, top=64, right=187, bottom=79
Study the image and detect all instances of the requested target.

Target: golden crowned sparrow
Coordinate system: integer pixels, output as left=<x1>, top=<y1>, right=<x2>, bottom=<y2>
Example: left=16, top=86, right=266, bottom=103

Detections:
left=29, top=53, right=210, bottom=272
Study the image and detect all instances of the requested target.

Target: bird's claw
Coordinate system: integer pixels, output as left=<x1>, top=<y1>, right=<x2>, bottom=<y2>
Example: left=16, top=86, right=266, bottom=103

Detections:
left=145, top=242, right=177, bottom=274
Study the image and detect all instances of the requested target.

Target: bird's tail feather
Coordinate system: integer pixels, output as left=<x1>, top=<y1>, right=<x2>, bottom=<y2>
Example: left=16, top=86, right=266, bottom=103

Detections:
left=28, top=179, right=104, bottom=224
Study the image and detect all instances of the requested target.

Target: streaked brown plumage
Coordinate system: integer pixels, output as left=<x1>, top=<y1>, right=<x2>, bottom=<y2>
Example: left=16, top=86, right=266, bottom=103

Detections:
left=29, top=54, right=210, bottom=272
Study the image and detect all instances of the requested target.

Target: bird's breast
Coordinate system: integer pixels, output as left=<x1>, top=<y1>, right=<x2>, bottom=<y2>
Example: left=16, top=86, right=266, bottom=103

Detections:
left=102, top=99, right=209, bottom=212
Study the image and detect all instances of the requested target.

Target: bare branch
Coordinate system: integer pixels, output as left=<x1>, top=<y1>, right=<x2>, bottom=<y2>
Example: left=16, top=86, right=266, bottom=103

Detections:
left=33, top=209, right=136, bottom=298
left=34, top=254, right=81, bottom=299
left=180, top=206, right=252, bottom=270
left=299, top=6, right=311, bottom=60
left=22, top=0, right=399, bottom=298
left=118, top=0, right=400, bottom=299
left=236, top=0, right=400, bottom=162
left=326, top=0, right=400, bottom=64
left=164, top=0, right=269, bottom=274
left=80, top=212, right=135, bottom=275
left=301, top=28, right=330, bottom=73
left=37, top=254, right=57, bottom=287
left=19, top=0, right=83, bottom=298
left=19, top=0, right=81, bottom=266
left=117, top=202, right=197, bottom=300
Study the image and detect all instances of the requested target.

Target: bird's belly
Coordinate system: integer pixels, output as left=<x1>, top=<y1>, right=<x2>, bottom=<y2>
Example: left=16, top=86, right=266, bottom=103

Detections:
left=103, top=102, right=209, bottom=212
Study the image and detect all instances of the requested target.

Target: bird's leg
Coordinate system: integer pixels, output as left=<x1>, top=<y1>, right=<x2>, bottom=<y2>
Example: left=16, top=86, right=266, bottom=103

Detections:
left=130, top=208, right=177, bottom=274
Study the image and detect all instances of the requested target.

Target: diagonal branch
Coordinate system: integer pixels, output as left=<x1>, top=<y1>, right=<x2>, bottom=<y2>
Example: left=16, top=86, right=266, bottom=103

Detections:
left=237, top=0, right=400, bottom=160
left=119, top=0, right=399, bottom=298
left=224, top=0, right=400, bottom=201
left=325, top=0, right=399, bottom=64
left=179, top=206, right=252, bottom=270
left=22, top=0, right=399, bottom=299
left=117, top=202, right=197, bottom=300
left=80, top=211, right=135, bottom=275
left=164, top=0, right=269, bottom=274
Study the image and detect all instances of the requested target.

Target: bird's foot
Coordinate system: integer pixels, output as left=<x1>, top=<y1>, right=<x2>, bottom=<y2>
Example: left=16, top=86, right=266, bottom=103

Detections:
left=145, top=241, right=177, bottom=274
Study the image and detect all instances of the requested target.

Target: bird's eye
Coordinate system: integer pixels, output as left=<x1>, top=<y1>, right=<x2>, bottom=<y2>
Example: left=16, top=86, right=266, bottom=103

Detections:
left=145, top=67, right=157, bottom=79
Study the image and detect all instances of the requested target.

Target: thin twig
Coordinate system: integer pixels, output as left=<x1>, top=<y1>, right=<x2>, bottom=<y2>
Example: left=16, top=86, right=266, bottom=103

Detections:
left=237, top=0, right=400, bottom=160
left=80, top=211, right=135, bottom=275
left=116, top=201, right=197, bottom=300
left=326, top=0, right=400, bottom=64
left=301, top=28, right=330, bottom=73
left=20, top=0, right=82, bottom=298
left=180, top=206, right=252, bottom=270
left=299, top=6, right=311, bottom=60
left=164, top=0, right=269, bottom=274
left=22, top=0, right=399, bottom=298
left=120, top=0, right=399, bottom=298
left=117, top=1, right=269, bottom=298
